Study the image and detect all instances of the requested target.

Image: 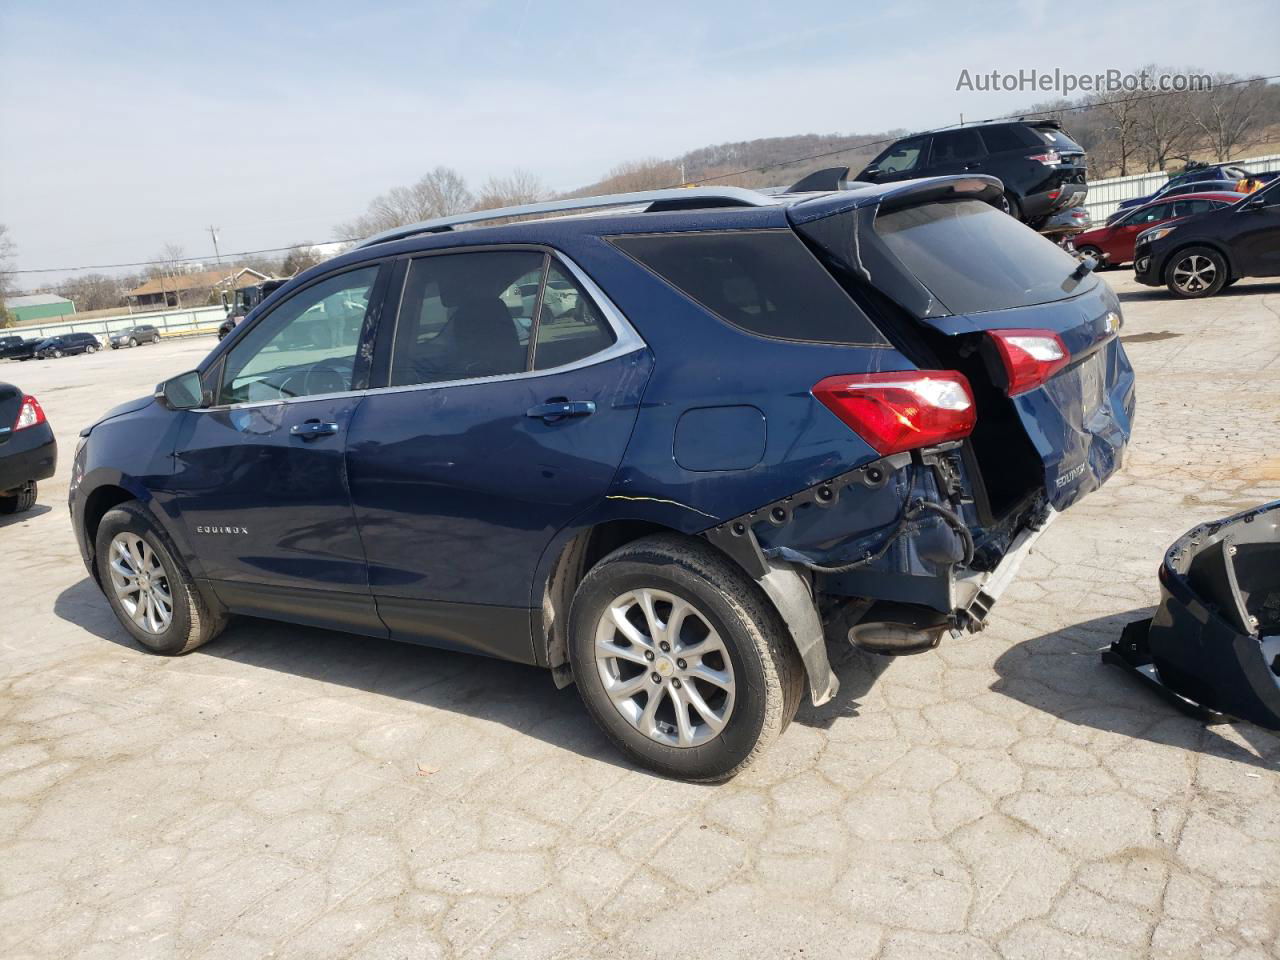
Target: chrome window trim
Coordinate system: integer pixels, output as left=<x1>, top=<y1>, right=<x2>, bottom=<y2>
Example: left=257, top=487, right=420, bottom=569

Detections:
left=193, top=250, right=647, bottom=412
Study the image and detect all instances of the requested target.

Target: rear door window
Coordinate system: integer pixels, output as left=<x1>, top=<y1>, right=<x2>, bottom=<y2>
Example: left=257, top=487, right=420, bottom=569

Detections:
left=610, top=230, right=887, bottom=345
left=874, top=137, right=931, bottom=174
left=873, top=199, right=1091, bottom=314
left=929, top=130, right=985, bottom=164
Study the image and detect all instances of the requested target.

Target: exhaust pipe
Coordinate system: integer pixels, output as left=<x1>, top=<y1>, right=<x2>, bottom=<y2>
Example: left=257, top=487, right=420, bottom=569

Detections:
left=1106, top=500, right=1280, bottom=728
left=848, top=602, right=951, bottom=655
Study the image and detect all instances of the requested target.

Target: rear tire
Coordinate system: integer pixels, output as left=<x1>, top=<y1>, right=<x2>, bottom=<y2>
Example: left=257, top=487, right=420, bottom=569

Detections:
left=1165, top=246, right=1227, bottom=298
left=1002, top=192, right=1022, bottom=220
left=94, top=502, right=227, bottom=655
left=0, top=481, right=37, bottom=514
left=1076, top=244, right=1105, bottom=266
left=567, top=534, right=802, bottom=782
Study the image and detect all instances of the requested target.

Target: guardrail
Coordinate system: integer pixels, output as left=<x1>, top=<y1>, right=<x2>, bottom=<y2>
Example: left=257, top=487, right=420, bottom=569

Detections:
left=1082, top=152, right=1280, bottom=223
left=5, top=305, right=225, bottom=342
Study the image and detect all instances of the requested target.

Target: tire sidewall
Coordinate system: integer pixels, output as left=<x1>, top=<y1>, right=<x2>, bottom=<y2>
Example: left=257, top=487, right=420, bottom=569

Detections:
left=94, top=504, right=197, bottom=654
left=568, top=557, right=773, bottom=780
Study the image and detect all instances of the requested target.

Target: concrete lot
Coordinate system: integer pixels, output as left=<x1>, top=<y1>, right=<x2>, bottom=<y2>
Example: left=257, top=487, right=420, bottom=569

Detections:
left=2, top=276, right=1279, bottom=960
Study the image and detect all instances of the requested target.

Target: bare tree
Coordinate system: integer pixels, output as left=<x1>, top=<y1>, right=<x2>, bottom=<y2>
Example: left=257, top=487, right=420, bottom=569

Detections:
left=475, top=170, right=549, bottom=210
left=60, top=272, right=124, bottom=312
left=1191, top=74, right=1269, bottom=162
left=281, top=245, right=323, bottom=276
left=338, top=167, right=474, bottom=238
left=1133, top=64, right=1200, bottom=171
left=1085, top=89, right=1143, bottom=176
left=147, top=242, right=188, bottom=306
left=0, top=224, right=15, bottom=326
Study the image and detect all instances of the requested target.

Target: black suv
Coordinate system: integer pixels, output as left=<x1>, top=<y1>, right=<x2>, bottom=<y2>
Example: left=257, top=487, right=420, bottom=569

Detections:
left=110, top=325, right=161, bottom=349
left=1134, top=178, right=1280, bottom=297
left=856, top=120, right=1088, bottom=228
left=33, top=332, right=101, bottom=359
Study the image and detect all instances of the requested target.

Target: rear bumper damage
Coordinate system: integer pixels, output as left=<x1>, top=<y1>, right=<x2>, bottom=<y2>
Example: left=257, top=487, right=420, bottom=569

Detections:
left=1106, top=500, right=1280, bottom=728
left=704, top=446, right=1060, bottom=703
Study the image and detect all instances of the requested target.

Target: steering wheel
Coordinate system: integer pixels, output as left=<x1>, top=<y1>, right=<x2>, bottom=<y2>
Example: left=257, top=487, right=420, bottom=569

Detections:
left=302, top=361, right=351, bottom=396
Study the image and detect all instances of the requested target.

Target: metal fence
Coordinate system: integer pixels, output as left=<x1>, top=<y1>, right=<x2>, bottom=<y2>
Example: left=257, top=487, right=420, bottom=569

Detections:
left=8, top=305, right=225, bottom=342
left=1083, top=152, right=1280, bottom=223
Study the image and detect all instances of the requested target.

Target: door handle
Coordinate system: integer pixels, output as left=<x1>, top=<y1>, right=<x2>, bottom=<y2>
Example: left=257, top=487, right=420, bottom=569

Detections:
left=526, top=400, right=595, bottom=421
left=290, top=420, right=340, bottom=440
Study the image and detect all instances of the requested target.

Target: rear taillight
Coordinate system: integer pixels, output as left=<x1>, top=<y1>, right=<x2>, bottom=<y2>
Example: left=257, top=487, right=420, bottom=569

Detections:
left=1029, top=150, right=1060, bottom=166
left=987, top=330, right=1070, bottom=396
left=14, top=395, right=46, bottom=431
left=813, top=371, right=977, bottom=456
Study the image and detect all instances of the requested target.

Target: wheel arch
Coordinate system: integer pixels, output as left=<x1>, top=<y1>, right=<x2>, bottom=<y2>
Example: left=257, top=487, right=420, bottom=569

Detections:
left=534, top=513, right=837, bottom=708
left=80, top=483, right=142, bottom=585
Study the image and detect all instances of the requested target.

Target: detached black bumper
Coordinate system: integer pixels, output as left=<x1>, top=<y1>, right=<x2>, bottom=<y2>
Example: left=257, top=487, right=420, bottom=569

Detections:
left=1106, top=501, right=1280, bottom=728
left=0, top=422, right=57, bottom=493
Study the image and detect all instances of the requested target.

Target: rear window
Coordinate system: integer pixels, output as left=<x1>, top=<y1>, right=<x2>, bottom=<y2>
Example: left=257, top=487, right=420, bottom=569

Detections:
left=610, top=230, right=886, bottom=345
left=874, top=199, right=1091, bottom=314
left=1030, top=125, right=1084, bottom=153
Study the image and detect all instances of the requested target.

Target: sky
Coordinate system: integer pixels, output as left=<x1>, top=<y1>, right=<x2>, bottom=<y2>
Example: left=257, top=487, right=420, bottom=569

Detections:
left=1, top=0, right=1276, bottom=285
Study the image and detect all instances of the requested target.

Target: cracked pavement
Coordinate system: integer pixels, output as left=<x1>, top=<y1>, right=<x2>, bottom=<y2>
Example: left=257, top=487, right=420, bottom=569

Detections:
left=2, top=274, right=1279, bottom=959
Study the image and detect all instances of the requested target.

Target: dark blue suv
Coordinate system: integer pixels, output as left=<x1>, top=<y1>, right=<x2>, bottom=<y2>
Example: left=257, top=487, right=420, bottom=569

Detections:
left=70, top=176, right=1135, bottom=780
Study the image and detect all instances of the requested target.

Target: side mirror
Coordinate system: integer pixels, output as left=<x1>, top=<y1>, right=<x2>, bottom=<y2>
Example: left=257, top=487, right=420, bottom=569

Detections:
left=1244, top=194, right=1268, bottom=211
left=861, top=166, right=881, bottom=181
left=156, top=370, right=209, bottom=410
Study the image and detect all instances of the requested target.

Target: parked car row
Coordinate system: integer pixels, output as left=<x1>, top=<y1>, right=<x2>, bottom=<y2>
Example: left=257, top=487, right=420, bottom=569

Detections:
left=0, top=325, right=163, bottom=361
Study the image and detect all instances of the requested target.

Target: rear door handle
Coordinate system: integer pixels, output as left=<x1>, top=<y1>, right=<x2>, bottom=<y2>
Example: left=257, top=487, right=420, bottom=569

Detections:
left=526, top=400, right=595, bottom=421
left=290, top=420, right=340, bottom=440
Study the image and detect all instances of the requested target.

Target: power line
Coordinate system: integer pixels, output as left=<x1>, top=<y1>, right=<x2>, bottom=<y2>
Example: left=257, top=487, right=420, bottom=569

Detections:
left=11, top=72, right=1279, bottom=276
left=10, top=239, right=364, bottom=275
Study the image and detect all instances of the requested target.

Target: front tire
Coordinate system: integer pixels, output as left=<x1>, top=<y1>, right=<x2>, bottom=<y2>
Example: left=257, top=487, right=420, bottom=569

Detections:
left=129, top=337, right=138, bottom=347
left=0, top=481, right=37, bottom=514
left=94, top=502, right=226, bottom=655
left=52, top=349, right=63, bottom=358
left=1165, top=246, right=1227, bottom=298
left=85, top=345, right=97, bottom=354
left=568, top=535, right=802, bottom=781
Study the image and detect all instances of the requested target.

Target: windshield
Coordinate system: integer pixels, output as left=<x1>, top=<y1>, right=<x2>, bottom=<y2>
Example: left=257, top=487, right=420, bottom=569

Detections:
left=874, top=199, right=1094, bottom=314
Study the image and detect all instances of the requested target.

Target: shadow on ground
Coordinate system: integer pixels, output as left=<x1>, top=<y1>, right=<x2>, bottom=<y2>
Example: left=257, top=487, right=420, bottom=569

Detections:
left=1116, top=279, right=1280, bottom=303
left=55, top=580, right=1276, bottom=773
left=0, top=503, right=52, bottom=529
left=993, top=607, right=1279, bottom=771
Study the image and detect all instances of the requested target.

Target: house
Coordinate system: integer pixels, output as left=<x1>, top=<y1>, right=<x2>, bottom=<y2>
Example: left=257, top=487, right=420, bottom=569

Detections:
left=125, top=267, right=271, bottom=309
left=4, top=293, right=76, bottom=324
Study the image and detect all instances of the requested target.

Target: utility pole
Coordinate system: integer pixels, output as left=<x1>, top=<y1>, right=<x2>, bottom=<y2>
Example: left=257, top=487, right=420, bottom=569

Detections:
left=210, top=225, right=233, bottom=311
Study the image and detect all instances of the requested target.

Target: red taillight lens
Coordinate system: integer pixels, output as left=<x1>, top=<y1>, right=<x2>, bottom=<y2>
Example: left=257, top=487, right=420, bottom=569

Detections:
left=813, top=371, right=977, bottom=456
left=987, top=329, right=1070, bottom=396
left=13, top=395, right=46, bottom=431
left=1029, top=150, right=1061, bottom=166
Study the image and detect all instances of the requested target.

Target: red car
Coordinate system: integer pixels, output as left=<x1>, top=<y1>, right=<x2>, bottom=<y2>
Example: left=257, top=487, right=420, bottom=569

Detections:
left=1074, top=192, right=1245, bottom=266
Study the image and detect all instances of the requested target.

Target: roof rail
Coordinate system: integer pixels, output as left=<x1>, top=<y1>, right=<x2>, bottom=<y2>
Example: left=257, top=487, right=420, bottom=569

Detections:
left=355, top=186, right=778, bottom=248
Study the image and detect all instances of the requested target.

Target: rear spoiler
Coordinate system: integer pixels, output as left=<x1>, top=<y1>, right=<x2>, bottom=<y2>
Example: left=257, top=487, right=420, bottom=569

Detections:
left=786, top=174, right=1005, bottom=225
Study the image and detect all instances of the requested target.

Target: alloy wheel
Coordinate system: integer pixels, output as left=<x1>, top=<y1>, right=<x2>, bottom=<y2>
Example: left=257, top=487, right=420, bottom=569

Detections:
left=593, top=588, right=735, bottom=748
left=107, top=532, right=174, bottom=635
left=1172, top=254, right=1217, bottom=294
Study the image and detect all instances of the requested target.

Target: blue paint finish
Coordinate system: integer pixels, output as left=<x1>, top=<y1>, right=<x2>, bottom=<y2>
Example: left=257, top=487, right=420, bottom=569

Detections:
left=673, top=406, right=766, bottom=472
left=346, top=349, right=653, bottom=611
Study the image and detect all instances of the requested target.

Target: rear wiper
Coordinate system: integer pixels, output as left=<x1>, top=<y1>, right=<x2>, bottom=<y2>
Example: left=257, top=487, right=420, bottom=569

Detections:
left=1061, top=254, right=1098, bottom=291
